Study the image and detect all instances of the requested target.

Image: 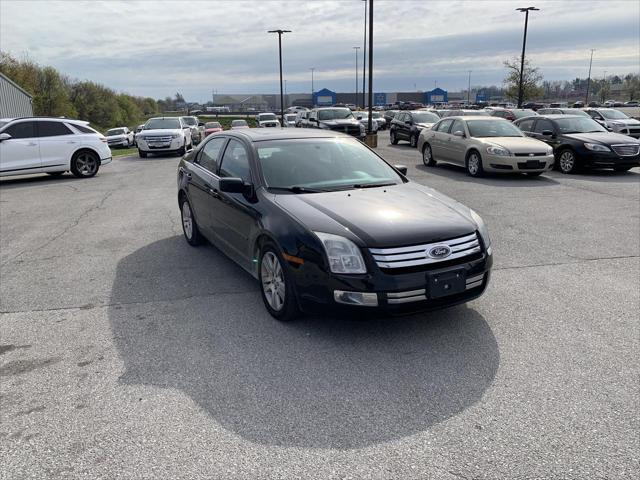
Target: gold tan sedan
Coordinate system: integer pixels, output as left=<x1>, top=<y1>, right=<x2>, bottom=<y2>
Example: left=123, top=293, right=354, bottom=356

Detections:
left=417, top=116, right=555, bottom=177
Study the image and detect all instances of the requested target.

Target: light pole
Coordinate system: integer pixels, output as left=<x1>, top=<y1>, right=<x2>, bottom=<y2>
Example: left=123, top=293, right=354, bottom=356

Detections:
left=362, top=0, right=367, bottom=108
left=310, top=67, right=315, bottom=105
left=353, top=46, right=360, bottom=106
left=467, top=70, right=472, bottom=105
left=284, top=80, right=287, bottom=109
left=268, top=29, right=291, bottom=126
left=516, top=6, right=539, bottom=108
left=366, top=0, right=373, bottom=136
left=585, top=49, right=595, bottom=105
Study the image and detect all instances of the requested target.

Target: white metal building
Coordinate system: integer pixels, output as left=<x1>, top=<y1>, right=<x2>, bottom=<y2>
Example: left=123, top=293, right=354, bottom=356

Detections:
left=0, top=72, right=34, bottom=117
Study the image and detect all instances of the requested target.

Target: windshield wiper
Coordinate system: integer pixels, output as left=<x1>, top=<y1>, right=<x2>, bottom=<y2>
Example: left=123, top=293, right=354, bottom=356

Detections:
left=351, top=182, right=397, bottom=189
left=268, top=186, right=328, bottom=194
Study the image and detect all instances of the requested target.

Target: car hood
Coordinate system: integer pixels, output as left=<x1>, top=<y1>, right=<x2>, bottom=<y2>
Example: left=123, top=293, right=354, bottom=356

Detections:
left=563, top=131, right=640, bottom=145
left=416, top=122, right=435, bottom=129
left=273, top=182, right=477, bottom=247
left=106, top=134, right=127, bottom=139
left=259, top=119, right=279, bottom=124
left=139, top=128, right=183, bottom=136
left=485, top=136, right=551, bottom=153
left=606, top=118, right=640, bottom=126
left=319, top=119, right=360, bottom=126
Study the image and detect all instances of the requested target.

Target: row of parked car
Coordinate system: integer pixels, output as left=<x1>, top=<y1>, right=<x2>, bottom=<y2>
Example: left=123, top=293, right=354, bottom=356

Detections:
left=384, top=109, right=640, bottom=176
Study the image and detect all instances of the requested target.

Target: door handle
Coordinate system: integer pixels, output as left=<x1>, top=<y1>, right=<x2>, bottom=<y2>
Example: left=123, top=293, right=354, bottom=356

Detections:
left=67, top=141, right=77, bottom=144
left=27, top=142, right=37, bottom=146
left=205, top=184, right=219, bottom=198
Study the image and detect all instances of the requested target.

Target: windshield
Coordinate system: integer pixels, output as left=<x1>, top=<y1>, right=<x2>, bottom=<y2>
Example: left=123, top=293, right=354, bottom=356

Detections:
left=372, top=112, right=381, bottom=118
left=145, top=118, right=181, bottom=130
left=412, top=112, right=440, bottom=123
left=318, top=109, right=354, bottom=121
left=232, top=120, right=248, bottom=126
left=467, top=120, right=523, bottom=137
left=182, top=117, right=197, bottom=126
left=205, top=122, right=221, bottom=128
left=555, top=117, right=607, bottom=133
left=259, top=114, right=277, bottom=121
left=599, top=109, right=629, bottom=119
left=257, top=138, right=403, bottom=190
left=106, top=128, right=125, bottom=135
left=512, top=109, right=537, bottom=118
left=285, top=114, right=297, bottom=121
left=462, top=111, right=491, bottom=116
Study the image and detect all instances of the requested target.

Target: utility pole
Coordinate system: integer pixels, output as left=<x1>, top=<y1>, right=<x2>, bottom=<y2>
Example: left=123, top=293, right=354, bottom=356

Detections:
left=353, top=46, right=360, bottom=106
left=467, top=70, right=472, bottom=105
left=366, top=0, right=373, bottom=135
left=362, top=0, right=367, bottom=108
left=516, top=6, right=539, bottom=108
left=268, top=29, right=291, bottom=126
left=585, top=48, right=595, bottom=105
left=310, top=67, right=315, bottom=106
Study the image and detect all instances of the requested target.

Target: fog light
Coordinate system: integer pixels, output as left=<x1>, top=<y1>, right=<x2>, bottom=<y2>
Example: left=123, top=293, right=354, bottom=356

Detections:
left=334, top=290, right=378, bottom=307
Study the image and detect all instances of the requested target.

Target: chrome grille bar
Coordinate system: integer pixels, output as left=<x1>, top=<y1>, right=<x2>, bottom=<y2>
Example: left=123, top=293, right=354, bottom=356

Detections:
left=611, top=144, right=640, bottom=156
left=370, top=232, right=480, bottom=269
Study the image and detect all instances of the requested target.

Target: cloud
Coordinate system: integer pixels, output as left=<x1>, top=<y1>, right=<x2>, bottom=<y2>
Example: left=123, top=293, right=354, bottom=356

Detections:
left=1, top=0, right=638, bottom=101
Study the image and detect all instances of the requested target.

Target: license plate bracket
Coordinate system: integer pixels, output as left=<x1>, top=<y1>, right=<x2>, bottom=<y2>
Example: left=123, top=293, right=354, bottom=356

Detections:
left=427, top=268, right=466, bottom=299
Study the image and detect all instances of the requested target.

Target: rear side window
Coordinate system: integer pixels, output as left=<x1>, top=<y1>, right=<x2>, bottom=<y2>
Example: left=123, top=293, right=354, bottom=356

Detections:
left=4, top=121, right=36, bottom=139
left=517, top=118, right=535, bottom=132
left=37, top=121, right=73, bottom=137
left=533, top=119, right=554, bottom=134
left=197, top=137, right=226, bottom=173
left=219, top=139, right=251, bottom=183
left=436, top=119, right=454, bottom=132
left=70, top=123, right=97, bottom=134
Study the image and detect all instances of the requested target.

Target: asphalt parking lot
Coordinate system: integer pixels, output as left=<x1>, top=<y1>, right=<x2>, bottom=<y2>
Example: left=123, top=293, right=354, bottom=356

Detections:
left=1, top=130, right=639, bottom=479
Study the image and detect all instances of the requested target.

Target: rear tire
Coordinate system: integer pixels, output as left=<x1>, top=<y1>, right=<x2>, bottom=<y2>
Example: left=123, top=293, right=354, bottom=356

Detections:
left=390, top=130, right=398, bottom=145
left=422, top=143, right=436, bottom=166
left=259, top=244, right=300, bottom=322
left=70, top=150, right=99, bottom=178
left=466, top=151, right=484, bottom=177
left=180, top=196, right=203, bottom=246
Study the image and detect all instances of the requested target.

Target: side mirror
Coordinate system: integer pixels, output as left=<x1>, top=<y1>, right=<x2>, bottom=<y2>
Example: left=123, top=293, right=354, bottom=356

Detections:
left=453, top=130, right=465, bottom=137
left=394, top=165, right=408, bottom=175
left=219, top=177, right=249, bottom=194
left=198, top=122, right=205, bottom=127
left=0, top=133, right=12, bottom=142
left=542, top=130, right=554, bottom=136
left=356, top=116, right=363, bottom=120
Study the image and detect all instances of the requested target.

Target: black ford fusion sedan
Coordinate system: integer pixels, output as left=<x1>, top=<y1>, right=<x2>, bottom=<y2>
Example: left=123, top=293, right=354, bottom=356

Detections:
left=177, top=129, right=492, bottom=321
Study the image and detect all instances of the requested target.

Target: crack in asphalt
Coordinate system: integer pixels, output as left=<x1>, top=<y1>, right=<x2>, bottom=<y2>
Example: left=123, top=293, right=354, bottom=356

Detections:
left=0, top=188, right=116, bottom=268
left=494, top=254, right=639, bottom=272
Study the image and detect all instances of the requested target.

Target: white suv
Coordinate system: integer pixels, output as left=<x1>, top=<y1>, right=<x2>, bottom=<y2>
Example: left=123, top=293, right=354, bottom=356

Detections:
left=105, top=127, right=134, bottom=147
left=136, top=117, right=193, bottom=157
left=0, top=117, right=112, bottom=178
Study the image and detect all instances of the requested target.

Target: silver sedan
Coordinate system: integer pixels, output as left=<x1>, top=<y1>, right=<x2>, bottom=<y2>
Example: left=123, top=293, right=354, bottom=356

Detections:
left=417, top=117, right=555, bottom=177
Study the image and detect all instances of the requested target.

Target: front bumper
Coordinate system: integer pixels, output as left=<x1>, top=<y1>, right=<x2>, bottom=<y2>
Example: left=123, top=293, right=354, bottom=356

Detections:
left=137, top=137, right=184, bottom=152
left=293, top=249, right=493, bottom=315
left=100, top=156, right=112, bottom=166
left=108, top=139, right=129, bottom=147
left=575, top=148, right=640, bottom=168
left=484, top=153, right=555, bottom=173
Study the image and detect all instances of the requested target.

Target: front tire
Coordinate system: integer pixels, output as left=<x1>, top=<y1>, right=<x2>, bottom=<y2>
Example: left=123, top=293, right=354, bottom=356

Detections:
left=422, top=143, right=436, bottom=166
left=466, top=151, right=484, bottom=177
left=558, top=149, right=579, bottom=174
left=259, top=244, right=299, bottom=322
left=410, top=133, right=418, bottom=148
left=70, top=150, right=99, bottom=178
left=180, top=196, right=203, bottom=246
left=390, top=130, right=398, bottom=145
left=138, top=149, right=148, bottom=158
left=614, top=166, right=632, bottom=172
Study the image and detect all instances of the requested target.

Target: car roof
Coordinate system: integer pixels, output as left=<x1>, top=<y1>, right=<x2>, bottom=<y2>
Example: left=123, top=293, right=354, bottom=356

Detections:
left=1, top=116, right=89, bottom=125
left=222, top=128, right=350, bottom=142
left=532, top=114, right=585, bottom=119
left=442, top=116, right=507, bottom=121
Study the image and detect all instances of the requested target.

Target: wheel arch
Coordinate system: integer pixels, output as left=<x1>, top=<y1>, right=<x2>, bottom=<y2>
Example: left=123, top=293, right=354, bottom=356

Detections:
left=71, top=147, right=101, bottom=165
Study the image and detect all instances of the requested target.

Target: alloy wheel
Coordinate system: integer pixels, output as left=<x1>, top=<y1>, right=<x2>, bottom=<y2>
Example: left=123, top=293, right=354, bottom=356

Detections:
left=468, top=154, right=480, bottom=175
left=559, top=151, right=575, bottom=173
left=75, top=152, right=98, bottom=176
left=423, top=145, right=433, bottom=166
left=261, top=251, right=286, bottom=311
left=182, top=201, right=193, bottom=239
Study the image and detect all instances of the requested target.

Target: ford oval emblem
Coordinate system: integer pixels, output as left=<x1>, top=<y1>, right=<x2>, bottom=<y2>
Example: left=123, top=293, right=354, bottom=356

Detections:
left=427, top=245, right=452, bottom=259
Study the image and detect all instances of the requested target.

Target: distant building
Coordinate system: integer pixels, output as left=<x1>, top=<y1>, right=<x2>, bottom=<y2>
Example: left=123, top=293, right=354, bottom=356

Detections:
left=0, top=72, right=34, bottom=117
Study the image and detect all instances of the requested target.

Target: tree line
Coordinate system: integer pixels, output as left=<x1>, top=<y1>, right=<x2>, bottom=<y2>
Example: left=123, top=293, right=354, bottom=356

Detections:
left=0, top=52, right=161, bottom=130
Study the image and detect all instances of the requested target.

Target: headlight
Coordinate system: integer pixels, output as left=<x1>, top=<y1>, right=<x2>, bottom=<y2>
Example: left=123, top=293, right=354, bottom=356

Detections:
left=470, top=210, right=491, bottom=249
left=171, top=134, right=180, bottom=139
left=486, top=145, right=510, bottom=156
left=314, top=232, right=366, bottom=274
left=584, top=143, right=610, bottom=152
left=610, top=122, right=624, bottom=127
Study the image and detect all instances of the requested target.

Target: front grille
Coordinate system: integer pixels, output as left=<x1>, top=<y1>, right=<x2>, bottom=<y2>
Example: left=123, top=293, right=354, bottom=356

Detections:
left=514, top=152, right=547, bottom=157
left=611, top=144, right=640, bottom=156
left=385, top=273, right=485, bottom=304
left=145, top=135, right=172, bottom=143
left=369, top=232, right=481, bottom=270
left=329, top=124, right=361, bottom=136
left=517, top=160, right=546, bottom=169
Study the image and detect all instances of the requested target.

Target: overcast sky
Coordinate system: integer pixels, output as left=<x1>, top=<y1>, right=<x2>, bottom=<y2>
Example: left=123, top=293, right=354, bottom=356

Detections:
left=1, top=0, right=638, bottom=102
